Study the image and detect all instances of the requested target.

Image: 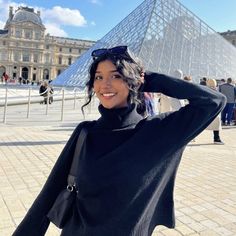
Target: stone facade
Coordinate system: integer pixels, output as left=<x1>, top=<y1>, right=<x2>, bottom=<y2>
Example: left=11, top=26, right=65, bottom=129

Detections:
left=0, top=6, right=95, bottom=84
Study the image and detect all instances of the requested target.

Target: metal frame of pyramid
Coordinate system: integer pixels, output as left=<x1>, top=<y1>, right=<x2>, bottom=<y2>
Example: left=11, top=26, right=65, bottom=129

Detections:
left=53, top=0, right=236, bottom=87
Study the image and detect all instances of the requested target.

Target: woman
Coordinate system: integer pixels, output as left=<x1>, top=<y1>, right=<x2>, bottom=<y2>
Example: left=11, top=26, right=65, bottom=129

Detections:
left=13, top=46, right=226, bottom=236
left=206, top=78, right=224, bottom=144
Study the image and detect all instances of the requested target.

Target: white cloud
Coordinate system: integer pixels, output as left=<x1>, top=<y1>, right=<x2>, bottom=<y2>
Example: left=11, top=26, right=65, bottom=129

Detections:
left=91, top=21, right=96, bottom=26
left=44, top=23, right=68, bottom=37
left=42, top=6, right=87, bottom=27
left=0, top=1, right=87, bottom=37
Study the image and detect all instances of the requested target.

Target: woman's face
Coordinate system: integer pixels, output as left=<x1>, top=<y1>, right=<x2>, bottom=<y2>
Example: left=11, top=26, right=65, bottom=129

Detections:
left=93, top=60, right=129, bottom=109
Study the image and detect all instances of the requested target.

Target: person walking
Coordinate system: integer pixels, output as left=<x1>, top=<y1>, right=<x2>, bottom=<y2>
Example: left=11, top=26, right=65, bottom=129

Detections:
left=206, top=78, right=224, bottom=144
left=200, top=77, right=207, bottom=85
left=39, top=81, right=54, bottom=104
left=219, top=77, right=236, bottom=125
left=13, top=45, right=226, bottom=236
left=2, top=72, right=9, bottom=84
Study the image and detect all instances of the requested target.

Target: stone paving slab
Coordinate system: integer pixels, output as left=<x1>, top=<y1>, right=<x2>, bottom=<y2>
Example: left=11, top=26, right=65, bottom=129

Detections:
left=0, top=97, right=235, bottom=235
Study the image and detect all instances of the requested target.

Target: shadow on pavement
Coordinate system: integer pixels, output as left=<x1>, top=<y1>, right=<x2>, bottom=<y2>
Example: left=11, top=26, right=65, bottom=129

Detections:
left=0, top=141, right=67, bottom=146
left=188, top=143, right=216, bottom=146
left=45, top=128, right=75, bottom=132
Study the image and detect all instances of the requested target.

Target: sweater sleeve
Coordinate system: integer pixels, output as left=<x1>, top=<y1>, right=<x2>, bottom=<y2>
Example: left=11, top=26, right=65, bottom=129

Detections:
left=12, top=122, right=85, bottom=236
left=141, top=71, right=226, bottom=148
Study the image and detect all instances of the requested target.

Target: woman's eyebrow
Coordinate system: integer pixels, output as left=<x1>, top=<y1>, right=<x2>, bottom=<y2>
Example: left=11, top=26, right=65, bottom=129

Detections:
left=95, top=69, right=118, bottom=73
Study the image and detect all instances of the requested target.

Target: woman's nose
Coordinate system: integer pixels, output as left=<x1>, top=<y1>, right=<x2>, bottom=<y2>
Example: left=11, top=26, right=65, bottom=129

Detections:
left=101, top=77, right=111, bottom=87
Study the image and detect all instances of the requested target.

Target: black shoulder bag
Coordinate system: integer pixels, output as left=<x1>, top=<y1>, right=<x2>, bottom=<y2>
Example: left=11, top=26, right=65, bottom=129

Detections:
left=47, top=127, right=88, bottom=228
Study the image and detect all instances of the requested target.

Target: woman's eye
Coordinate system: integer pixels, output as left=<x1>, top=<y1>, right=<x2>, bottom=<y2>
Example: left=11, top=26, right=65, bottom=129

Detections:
left=112, top=74, right=122, bottom=79
left=95, top=75, right=102, bottom=80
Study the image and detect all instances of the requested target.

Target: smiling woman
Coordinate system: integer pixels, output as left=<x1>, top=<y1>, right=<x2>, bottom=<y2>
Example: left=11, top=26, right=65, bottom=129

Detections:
left=12, top=45, right=226, bottom=236
left=93, top=60, right=130, bottom=109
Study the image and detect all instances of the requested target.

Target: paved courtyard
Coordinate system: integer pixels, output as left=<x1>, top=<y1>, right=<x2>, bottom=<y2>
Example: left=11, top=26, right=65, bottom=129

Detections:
left=0, top=93, right=236, bottom=236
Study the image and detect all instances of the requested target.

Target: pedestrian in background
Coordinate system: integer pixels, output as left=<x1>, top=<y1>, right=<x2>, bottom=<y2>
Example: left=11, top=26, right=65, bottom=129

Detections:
left=2, top=72, right=9, bottom=84
left=39, top=81, right=53, bottom=104
left=200, top=77, right=207, bottom=85
left=206, top=78, right=224, bottom=144
left=219, top=77, right=236, bottom=125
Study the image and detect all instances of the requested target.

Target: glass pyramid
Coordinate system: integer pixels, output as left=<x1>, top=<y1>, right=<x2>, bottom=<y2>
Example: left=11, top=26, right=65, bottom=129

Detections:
left=53, top=0, right=236, bottom=87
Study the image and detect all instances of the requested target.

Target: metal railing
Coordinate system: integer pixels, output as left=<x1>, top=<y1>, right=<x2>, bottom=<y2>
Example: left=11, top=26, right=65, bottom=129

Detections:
left=0, top=85, right=98, bottom=124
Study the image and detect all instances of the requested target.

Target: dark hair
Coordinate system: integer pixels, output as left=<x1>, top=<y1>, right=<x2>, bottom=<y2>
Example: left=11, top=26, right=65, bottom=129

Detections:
left=227, top=77, right=232, bottom=83
left=81, top=53, right=143, bottom=114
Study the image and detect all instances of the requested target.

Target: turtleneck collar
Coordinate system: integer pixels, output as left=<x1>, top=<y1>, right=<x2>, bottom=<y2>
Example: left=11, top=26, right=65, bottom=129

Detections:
left=95, top=103, right=143, bottom=130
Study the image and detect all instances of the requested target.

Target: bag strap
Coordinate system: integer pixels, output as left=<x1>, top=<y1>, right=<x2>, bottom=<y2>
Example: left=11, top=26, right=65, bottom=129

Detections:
left=67, top=126, right=88, bottom=190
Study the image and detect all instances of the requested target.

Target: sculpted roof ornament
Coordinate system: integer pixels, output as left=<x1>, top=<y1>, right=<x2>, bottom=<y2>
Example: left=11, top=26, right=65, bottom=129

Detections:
left=11, top=6, right=43, bottom=26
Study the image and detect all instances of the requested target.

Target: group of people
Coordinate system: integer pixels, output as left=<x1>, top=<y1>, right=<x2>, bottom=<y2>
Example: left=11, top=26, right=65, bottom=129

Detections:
left=0, top=72, right=34, bottom=85
left=200, top=76, right=236, bottom=144
left=13, top=45, right=226, bottom=236
left=137, top=72, right=232, bottom=145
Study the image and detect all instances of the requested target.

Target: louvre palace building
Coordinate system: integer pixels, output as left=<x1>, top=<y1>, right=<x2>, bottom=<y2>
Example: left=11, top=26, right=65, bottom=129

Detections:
left=0, top=6, right=95, bottom=83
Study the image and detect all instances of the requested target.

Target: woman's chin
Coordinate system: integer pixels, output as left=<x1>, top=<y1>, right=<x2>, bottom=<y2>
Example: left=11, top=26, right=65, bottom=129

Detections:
left=102, top=103, right=116, bottom=109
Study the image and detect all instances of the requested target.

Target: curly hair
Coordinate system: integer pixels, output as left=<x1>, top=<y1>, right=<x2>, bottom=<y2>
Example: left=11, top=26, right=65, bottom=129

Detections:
left=81, top=53, right=144, bottom=114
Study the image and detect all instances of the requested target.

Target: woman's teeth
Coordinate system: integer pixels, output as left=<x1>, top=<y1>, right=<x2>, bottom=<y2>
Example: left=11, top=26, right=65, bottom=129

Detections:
left=103, top=93, right=115, bottom=97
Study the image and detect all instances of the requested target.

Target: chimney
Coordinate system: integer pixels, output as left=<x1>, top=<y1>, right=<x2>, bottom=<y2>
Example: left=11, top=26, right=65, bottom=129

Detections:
left=9, top=6, right=13, bottom=19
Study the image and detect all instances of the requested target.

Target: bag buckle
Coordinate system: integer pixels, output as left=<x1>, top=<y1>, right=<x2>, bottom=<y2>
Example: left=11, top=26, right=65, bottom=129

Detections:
left=67, top=184, right=74, bottom=192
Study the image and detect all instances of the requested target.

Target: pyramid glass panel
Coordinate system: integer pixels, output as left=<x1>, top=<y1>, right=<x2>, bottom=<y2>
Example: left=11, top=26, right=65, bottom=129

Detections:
left=53, top=0, right=236, bottom=87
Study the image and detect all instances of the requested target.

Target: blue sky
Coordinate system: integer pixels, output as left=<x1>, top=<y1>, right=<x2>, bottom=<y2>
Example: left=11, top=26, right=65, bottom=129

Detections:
left=1, top=0, right=236, bottom=40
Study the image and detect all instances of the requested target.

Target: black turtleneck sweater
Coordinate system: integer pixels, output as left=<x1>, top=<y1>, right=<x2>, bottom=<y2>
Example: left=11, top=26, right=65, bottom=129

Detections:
left=13, top=72, right=226, bottom=236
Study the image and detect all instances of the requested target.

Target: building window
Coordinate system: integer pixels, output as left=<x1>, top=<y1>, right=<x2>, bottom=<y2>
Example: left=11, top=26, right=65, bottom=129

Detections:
left=35, top=31, right=40, bottom=40
left=45, top=54, right=50, bottom=63
left=69, top=48, right=72, bottom=53
left=232, top=40, right=235, bottom=45
left=33, top=54, right=38, bottom=63
left=15, top=29, right=21, bottom=38
left=59, top=47, right=62, bottom=52
left=24, top=30, right=32, bottom=39
left=58, top=56, right=62, bottom=64
left=43, top=69, right=49, bottom=80
left=2, top=41, right=6, bottom=46
left=78, top=48, right=81, bottom=54
left=14, top=52, right=19, bottom=61
left=0, top=51, right=7, bottom=60
left=68, top=57, right=72, bottom=65
left=57, top=69, right=61, bottom=75
left=46, top=45, right=50, bottom=49
left=33, top=73, right=37, bottom=81
left=23, top=52, right=30, bottom=62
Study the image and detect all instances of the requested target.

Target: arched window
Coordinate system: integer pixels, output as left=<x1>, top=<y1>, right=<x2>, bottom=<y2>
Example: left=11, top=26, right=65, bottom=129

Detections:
left=43, top=69, right=49, bottom=80
left=0, top=66, right=6, bottom=78
left=68, top=57, right=72, bottom=65
left=22, top=67, right=29, bottom=80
